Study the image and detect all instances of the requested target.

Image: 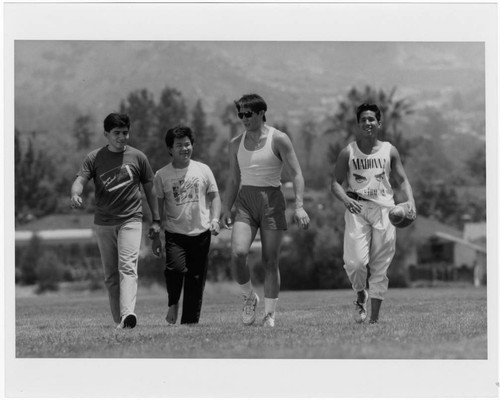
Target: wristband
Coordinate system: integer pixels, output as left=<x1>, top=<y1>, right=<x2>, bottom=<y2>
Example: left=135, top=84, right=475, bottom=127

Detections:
left=153, top=219, right=161, bottom=224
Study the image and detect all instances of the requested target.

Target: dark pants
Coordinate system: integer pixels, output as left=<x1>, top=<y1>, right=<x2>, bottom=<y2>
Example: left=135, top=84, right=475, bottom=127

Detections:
left=164, top=229, right=211, bottom=324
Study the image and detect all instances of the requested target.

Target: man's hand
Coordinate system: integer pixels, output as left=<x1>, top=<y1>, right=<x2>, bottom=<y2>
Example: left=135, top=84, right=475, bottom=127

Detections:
left=151, top=235, right=162, bottom=257
left=148, top=220, right=162, bottom=257
left=70, top=194, right=83, bottom=209
left=344, top=199, right=363, bottom=214
left=220, top=210, right=232, bottom=230
left=294, top=207, right=310, bottom=230
left=405, top=200, right=417, bottom=220
left=210, top=219, right=220, bottom=236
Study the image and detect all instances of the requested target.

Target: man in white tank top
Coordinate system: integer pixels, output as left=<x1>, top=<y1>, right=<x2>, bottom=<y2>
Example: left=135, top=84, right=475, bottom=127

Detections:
left=221, top=93, right=310, bottom=328
left=331, top=103, right=416, bottom=324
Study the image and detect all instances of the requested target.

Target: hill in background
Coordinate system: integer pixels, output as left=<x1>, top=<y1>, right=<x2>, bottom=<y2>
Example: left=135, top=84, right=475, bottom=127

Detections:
left=13, top=41, right=486, bottom=185
left=15, top=41, right=484, bottom=129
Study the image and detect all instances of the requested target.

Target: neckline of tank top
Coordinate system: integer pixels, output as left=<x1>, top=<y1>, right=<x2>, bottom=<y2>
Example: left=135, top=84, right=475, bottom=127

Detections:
left=243, top=128, right=272, bottom=152
left=354, top=140, right=387, bottom=156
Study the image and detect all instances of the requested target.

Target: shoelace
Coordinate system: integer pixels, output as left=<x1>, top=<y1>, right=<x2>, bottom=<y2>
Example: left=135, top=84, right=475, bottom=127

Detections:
left=353, top=300, right=366, bottom=310
left=243, top=294, right=256, bottom=314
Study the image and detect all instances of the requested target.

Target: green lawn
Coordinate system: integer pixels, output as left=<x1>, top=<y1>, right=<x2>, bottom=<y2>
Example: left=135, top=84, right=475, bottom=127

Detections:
left=15, top=285, right=488, bottom=359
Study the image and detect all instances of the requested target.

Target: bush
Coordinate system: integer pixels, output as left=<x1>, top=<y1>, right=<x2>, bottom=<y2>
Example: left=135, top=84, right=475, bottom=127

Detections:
left=35, top=251, right=65, bottom=294
left=207, top=247, right=232, bottom=282
left=388, top=265, right=410, bottom=288
left=280, top=228, right=317, bottom=290
left=81, top=257, right=104, bottom=291
left=17, top=234, right=44, bottom=285
left=279, top=201, right=352, bottom=290
left=138, top=253, right=165, bottom=287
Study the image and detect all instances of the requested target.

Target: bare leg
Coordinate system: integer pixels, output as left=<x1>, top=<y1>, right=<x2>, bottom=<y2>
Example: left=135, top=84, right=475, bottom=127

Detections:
left=230, top=222, right=258, bottom=285
left=260, top=229, right=284, bottom=299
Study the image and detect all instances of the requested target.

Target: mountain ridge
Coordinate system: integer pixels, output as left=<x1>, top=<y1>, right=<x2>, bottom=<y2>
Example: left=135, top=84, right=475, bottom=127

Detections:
left=14, top=41, right=485, bottom=166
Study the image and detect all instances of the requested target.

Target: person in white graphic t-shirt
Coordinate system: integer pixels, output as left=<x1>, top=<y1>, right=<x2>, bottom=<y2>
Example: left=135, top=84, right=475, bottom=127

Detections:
left=331, top=103, right=416, bottom=324
left=153, top=125, right=221, bottom=325
left=221, top=93, right=310, bottom=328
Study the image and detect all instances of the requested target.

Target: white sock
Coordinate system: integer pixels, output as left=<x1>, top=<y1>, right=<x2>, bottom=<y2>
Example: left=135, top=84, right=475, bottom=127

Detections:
left=264, top=298, right=278, bottom=316
left=238, top=280, right=253, bottom=297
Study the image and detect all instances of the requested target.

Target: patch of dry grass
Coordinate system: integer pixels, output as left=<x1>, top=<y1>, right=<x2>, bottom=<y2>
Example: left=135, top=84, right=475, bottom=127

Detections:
left=15, top=285, right=487, bottom=359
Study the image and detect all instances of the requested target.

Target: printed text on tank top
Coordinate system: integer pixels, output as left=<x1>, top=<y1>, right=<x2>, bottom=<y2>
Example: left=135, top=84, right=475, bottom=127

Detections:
left=347, top=141, right=395, bottom=207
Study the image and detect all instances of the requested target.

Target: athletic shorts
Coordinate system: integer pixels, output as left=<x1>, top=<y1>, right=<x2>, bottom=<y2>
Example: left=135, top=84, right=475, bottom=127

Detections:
left=234, top=185, right=287, bottom=230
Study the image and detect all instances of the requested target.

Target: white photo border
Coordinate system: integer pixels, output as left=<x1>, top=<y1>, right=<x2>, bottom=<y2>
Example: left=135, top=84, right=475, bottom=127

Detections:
left=3, top=1, right=498, bottom=398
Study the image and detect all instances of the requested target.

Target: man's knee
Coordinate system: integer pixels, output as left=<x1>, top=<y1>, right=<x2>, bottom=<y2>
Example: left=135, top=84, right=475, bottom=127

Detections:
left=231, top=248, right=249, bottom=263
left=344, top=259, right=366, bottom=273
left=119, top=260, right=139, bottom=277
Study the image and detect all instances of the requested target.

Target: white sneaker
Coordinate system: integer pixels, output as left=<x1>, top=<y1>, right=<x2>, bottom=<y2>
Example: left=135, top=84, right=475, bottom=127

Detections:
left=262, top=313, right=275, bottom=328
left=242, top=291, right=259, bottom=325
left=353, top=290, right=368, bottom=323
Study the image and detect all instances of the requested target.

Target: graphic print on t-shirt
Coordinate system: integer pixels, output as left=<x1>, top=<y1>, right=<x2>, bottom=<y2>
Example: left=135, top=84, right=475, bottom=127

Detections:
left=172, top=177, right=200, bottom=205
left=351, top=156, right=389, bottom=197
left=353, top=173, right=368, bottom=183
left=100, top=164, right=134, bottom=192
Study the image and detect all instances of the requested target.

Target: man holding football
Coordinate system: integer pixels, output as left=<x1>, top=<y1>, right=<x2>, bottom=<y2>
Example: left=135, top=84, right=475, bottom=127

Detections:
left=331, top=103, right=416, bottom=324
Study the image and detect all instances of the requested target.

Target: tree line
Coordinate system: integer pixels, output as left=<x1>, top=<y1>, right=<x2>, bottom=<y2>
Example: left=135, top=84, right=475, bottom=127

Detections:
left=15, top=84, right=486, bottom=228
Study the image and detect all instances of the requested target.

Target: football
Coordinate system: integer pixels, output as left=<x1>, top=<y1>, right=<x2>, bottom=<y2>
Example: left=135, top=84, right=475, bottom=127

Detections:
left=389, top=203, right=416, bottom=228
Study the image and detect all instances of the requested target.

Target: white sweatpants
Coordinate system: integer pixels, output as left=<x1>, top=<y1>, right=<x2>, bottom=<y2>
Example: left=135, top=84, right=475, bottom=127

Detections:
left=343, top=202, right=396, bottom=300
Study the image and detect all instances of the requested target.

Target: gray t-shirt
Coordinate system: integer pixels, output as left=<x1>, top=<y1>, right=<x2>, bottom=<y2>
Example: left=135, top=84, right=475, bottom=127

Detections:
left=77, top=145, right=154, bottom=225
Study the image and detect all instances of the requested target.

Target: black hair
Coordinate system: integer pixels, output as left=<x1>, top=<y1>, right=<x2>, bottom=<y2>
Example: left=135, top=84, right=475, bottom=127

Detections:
left=234, top=93, right=267, bottom=122
left=356, top=103, right=382, bottom=123
left=103, top=113, right=130, bottom=132
left=165, top=125, right=195, bottom=149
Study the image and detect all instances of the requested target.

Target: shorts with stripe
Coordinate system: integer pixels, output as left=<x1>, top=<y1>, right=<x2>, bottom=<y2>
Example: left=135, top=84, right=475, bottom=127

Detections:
left=234, top=185, right=287, bottom=230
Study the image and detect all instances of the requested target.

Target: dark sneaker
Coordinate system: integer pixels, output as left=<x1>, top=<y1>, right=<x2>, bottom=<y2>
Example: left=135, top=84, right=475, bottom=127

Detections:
left=369, top=319, right=378, bottom=324
left=353, top=290, right=368, bottom=323
left=119, top=313, right=137, bottom=329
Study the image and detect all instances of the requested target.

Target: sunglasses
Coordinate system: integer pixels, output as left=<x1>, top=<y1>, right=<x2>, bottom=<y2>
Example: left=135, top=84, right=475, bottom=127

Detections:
left=237, top=111, right=254, bottom=119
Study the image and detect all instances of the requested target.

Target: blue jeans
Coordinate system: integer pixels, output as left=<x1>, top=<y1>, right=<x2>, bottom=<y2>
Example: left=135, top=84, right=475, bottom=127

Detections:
left=94, top=220, right=142, bottom=323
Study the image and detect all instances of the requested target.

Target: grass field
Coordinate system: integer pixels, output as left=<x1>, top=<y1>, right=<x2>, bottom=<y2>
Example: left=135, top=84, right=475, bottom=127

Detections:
left=15, top=284, right=488, bottom=359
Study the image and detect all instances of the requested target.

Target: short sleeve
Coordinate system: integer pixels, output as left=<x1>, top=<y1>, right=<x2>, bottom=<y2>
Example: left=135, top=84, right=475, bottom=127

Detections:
left=203, top=164, right=218, bottom=194
left=138, top=151, right=155, bottom=184
left=153, top=171, right=165, bottom=199
left=77, top=151, right=97, bottom=180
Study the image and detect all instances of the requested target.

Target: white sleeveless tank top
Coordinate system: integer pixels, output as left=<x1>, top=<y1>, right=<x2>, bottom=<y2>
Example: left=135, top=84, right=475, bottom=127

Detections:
left=346, top=141, right=395, bottom=207
left=237, top=127, right=283, bottom=187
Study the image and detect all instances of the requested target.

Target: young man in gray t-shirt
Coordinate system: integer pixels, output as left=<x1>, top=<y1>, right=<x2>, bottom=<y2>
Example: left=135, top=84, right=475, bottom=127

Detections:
left=71, top=113, right=161, bottom=329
